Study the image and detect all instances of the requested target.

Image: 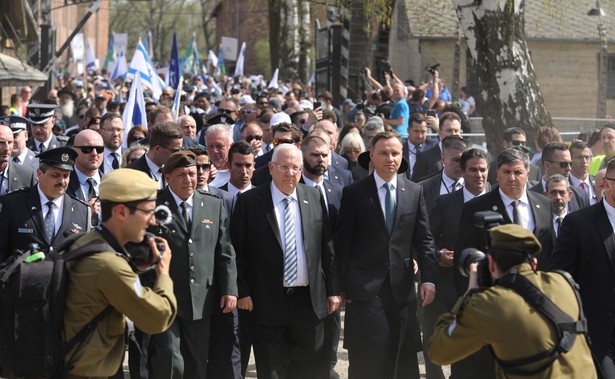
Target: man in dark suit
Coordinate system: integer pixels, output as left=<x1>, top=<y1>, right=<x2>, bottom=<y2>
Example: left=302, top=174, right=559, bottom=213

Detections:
left=26, top=103, right=69, bottom=153
left=312, top=119, right=348, bottom=171
left=99, top=113, right=124, bottom=174
left=9, top=115, right=38, bottom=170
left=528, top=141, right=589, bottom=212
left=0, top=124, right=36, bottom=195
left=550, top=157, right=615, bottom=377
left=411, top=111, right=462, bottom=182
left=452, top=148, right=553, bottom=379
left=422, top=148, right=489, bottom=379
left=128, top=122, right=183, bottom=189
left=231, top=144, right=340, bottom=379
left=569, top=139, right=598, bottom=205
left=0, top=147, right=91, bottom=261
left=419, top=135, right=468, bottom=211
left=403, top=113, right=437, bottom=180
left=147, top=151, right=237, bottom=379
left=486, top=127, right=542, bottom=186
left=336, top=131, right=438, bottom=379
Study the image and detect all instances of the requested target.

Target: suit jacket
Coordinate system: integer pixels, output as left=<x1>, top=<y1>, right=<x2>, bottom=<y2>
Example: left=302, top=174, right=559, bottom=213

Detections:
left=299, top=178, right=343, bottom=229
left=207, top=184, right=234, bottom=221
left=26, top=135, right=68, bottom=152
left=454, top=189, right=553, bottom=295
left=66, top=170, right=103, bottom=201
left=4, top=161, right=37, bottom=193
left=549, top=201, right=615, bottom=362
left=153, top=188, right=237, bottom=320
left=336, top=174, right=437, bottom=304
left=331, top=151, right=348, bottom=170
left=0, top=186, right=91, bottom=261
left=230, top=182, right=337, bottom=325
left=529, top=180, right=589, bottom=213
left=14, top=148, right=39, bottom=171
left=411, top=145, right=441, bottom=182
left=254, top=149, right=273, bottom=169
left=403, top=139, right=438, bottom=179
left=127, top=155, right=157, bottom=180
left=419, top=172, right=445, bottom=212
left=327, top=164, right=353, bottom=187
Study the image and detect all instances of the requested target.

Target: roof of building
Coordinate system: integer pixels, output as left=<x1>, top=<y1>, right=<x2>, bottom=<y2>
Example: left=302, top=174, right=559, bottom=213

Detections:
left=405, top=0, right=615, bottom=42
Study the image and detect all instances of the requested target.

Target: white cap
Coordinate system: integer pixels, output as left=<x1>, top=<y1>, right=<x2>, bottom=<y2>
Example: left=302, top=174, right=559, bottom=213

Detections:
left=270, top=112, right=292, bottom=127
left=239, top=94, right=256, bottom=106
left=299, top=100, right=313, bottom=110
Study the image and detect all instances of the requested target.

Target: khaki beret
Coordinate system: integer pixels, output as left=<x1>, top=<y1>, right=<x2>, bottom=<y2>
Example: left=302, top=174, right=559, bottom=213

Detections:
left=99, top=168, right=158, bottom=202
left=162, top=150, right=196, bottom=175
left=489, top=224, right=542, bottom=256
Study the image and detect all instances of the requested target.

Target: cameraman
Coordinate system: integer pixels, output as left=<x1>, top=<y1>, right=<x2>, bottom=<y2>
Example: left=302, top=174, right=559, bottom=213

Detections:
left=428, top=224, right=596, bottom=378
left=63, top=168, right=177, bottom=378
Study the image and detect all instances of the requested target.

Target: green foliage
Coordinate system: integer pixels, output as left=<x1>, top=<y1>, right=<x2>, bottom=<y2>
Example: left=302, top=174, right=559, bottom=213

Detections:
left=254, top=38, right=271, bottom=78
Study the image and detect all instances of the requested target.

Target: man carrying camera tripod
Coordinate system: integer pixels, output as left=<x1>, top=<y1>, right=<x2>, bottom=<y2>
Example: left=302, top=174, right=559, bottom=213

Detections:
left=428, top=224, right=596, bottom=378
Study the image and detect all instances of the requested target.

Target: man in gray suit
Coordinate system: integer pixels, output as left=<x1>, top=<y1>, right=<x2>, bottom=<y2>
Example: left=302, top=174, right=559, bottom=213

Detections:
left=148, top=150, right=237, bottom=379
left=0, top=124, right=36, bottom=195
left=9, top=115, right=38, bottom=170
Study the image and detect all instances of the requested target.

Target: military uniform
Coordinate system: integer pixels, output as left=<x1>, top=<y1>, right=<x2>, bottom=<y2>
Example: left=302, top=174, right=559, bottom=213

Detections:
left=428, top=225, right=597, bottom=379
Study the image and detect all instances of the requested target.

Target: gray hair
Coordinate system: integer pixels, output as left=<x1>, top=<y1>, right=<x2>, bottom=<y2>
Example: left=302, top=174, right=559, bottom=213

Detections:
left=340, top=133, right=365, bottom=155
left=205, top=123, right=233, bottom=144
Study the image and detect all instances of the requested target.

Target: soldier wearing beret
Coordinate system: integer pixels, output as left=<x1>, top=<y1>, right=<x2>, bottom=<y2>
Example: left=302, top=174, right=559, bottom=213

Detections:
left=63, top=168, right=177, bottom=378
left=147, top=150, right=237, bottom=379
left=429, top=224, right=597, bottom=378
left=25, top=103, right=69, bottom=153
left=0, top=146, right=91, bottom=261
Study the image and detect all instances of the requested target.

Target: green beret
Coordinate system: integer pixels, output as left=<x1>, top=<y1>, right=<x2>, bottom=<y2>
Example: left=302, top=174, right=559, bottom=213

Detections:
left=99, top=168, right=158, bottom=203
left=162, top=150, right=196, bottom=175
left=489, top=224, right=542, bottom=256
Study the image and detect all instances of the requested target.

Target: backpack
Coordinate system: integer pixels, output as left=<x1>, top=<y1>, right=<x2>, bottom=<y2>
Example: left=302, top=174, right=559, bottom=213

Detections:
left=0, top=234, right=114, bottom=378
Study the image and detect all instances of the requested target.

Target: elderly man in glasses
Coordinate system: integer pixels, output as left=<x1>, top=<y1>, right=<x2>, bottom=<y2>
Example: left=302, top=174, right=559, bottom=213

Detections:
left=529, top=141, right=589, bottom=212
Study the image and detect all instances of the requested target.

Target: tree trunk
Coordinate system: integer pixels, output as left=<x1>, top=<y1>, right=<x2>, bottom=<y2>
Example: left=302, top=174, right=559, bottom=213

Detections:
left=269, top=0, right=282, bottom=75
left=453, top=0, right=552, bottom=155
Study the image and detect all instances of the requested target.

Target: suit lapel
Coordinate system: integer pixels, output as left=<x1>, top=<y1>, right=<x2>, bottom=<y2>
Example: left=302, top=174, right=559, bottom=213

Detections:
left=160, top=188, right=189, bottom=234
left=26, top=187, right=48, bottom=243
left=68, top=171, right=85, bottom=201
left=258, top=185, right=283, bottom=250
left=492, top=190, right=512, bottom=223
left=595, top=203, right=615, bottom=275
left=394, top=175, right=410, bottom=233
left=365, top=175, right=388, bottom=233
left=527, top=192, right=547, bottom=232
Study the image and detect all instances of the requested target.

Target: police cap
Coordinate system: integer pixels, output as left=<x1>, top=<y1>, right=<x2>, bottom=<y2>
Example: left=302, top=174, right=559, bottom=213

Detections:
left=489, top=224, right=542, bottom=256
left=27, top=104, right=56, bottom=125
left=37, top=147, right=77, bottom=171
left=99, top=169, right=158, bottom=203
left=207, top=112, right=234, bottom=126
left=162, top=150, right=196, bottom=175
left=9, top=115, right=28, bottom=134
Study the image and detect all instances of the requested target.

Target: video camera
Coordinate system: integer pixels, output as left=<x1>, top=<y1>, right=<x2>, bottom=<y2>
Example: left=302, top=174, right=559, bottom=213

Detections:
left=125, top=205, right=173, bottom=273
left=425, top=63, right=440, bottom=74
left=457, top=211, right=503, bottom=287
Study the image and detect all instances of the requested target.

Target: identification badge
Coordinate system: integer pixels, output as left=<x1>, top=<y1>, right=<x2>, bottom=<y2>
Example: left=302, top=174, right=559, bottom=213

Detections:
left=18, top=228, right=33, bottom=234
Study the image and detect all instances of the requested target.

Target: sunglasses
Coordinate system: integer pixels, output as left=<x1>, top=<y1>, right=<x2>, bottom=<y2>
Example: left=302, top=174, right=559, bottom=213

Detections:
left=510, top=140, right=526, bottom=146
left=273, top=138, right=295, bottom=146
left=241, top=109, right=255, bottom=114
left=245, top=135, right=263, bottom=142
left=196, top=163, right=211, bottom=171
left=548, top=161, right=572, bottom=169
left=218, top=109, right=236, bottom=115
left=74, top=145, right=104, bottom=154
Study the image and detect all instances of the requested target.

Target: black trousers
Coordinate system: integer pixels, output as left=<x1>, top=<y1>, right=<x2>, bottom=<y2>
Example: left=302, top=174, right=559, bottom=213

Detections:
left=207, top=307, right=242, bottom=379
left=250, top=287, right=328, bottom=379
left=345, top=278, right=421, bottom=379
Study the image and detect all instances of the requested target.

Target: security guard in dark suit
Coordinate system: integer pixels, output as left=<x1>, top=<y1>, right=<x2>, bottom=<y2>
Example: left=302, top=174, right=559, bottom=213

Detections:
left=429, top=224, right=597, bottom=379
left=148, top=150, right=237, bottom=379
left=0, top=147, right=91, bottom=261
left=25, top=103, right=69, bottom=153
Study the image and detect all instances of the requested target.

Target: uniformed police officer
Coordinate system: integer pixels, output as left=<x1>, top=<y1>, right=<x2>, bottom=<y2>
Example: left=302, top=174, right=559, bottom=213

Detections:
left=0, top=146, right=91, bottom=261
left=26, top=103, right=68, bottom=153
left=63, top=168, right=177, bottom=378
left=428, top=224, right=597, bottom=379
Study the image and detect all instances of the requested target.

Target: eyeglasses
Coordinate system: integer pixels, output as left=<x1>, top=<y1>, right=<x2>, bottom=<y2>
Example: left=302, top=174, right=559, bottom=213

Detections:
left=101, top=127, right=124, bottom=134
left=218, top=109, right=236, bottom=115
left=548, top=161, right=572, bottom=169
left=272, top=162, right=302, bottom=174
left=245, top=135, right=263, bottom=142
left=158, top=145, right=181, bottom=153
left=196, top=163, right=211, bottom=171
left=273, top=138, right=295, bottom=146
left=74, top=145, right=104, bottom=154
left=241, top=109, right=255, bottom=114
left=124, top=204, right=156, bottom=218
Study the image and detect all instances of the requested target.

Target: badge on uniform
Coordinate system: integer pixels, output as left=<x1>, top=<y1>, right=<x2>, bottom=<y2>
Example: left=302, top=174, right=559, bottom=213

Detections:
left=201, top=219, right=213, bottom=228
left=18, top=228, right=33, bottom=234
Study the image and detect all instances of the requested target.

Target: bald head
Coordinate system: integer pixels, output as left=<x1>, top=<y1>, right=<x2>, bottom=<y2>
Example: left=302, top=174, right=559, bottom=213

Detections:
left=313, top=120, right=338, bottom=150
left=75, top=129, right=104, bottom=146
left=73, top=129, right=104, bottom=174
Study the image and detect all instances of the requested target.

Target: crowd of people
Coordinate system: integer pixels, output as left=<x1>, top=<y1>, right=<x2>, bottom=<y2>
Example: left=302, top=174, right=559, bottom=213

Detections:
left=0, top=63, right=613, bottom=379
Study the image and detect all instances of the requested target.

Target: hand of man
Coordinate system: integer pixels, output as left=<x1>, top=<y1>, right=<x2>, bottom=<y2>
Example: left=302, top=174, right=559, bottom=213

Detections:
left=86, top=197, right=100, bottom=215
left=420, top=283, right=436, bottom=306
left=152, top=237, right=172, bottom=276
left=327, top=296, right=341, bottom=314
left=220, top=295, right=237, bottom=313
left=438, top=249, right=454, bottom=267
left=238, top=296, right=253, bottom=311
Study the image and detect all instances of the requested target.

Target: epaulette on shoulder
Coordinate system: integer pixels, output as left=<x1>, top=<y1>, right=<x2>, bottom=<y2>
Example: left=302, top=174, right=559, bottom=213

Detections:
left=3, top=187, right=29, bottom=196
left=56, top=135, right=70, bottom=142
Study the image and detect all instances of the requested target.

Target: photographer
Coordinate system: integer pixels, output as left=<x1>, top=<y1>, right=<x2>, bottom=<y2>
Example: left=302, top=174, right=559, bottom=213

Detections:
left=429, top=224, right=596, bottom=379
left=63, top=168, right=177, bottom=378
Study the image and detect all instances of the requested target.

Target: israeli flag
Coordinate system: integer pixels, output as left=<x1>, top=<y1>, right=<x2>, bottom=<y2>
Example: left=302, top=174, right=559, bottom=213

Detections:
left=110, top=51, right=128, bottom=81
left=234, top=42, right=246, bottom=77
left=128, top=40, right=165, bottom=101
left=122, top=71, right=147, bottom=148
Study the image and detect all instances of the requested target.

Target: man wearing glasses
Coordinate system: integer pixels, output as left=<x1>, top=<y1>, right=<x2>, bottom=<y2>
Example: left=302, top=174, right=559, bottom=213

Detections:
left=569, top=140, right=599, bottom=205
left=99, top=113, right=124, bottom=174
left=486, top=126, right=541, bottom=186
left=529, top=141, right=589, bottom=212
left=128, top=122, right=184, bottom=189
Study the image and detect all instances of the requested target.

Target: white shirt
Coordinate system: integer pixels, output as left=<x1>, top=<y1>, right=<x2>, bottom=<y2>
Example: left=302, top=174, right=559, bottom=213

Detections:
left=569, top=173, right=598, bottom=205
left=440, top=173, right=464, bottom=195
left=227, top=182, right=252, bottom=198
left=374, top=172, right=397, bottom=218
left=74, top=167, right=100, bottom=200
left=103, top=147, right=122, bottom=173
left=170, top=189, right=193, bottom=223
left=270, top=182, right=308, bottom=287
left=463, top=186, right=487, bottom=203
left=37, top=184, right=64, bottom=236
left=499, top=187, right=535, bottom=231
left=209, top=170, right=230, bottom=188
left=145, top=155, right=164, bottom=189
left=36, top=135, right=53, bottom=151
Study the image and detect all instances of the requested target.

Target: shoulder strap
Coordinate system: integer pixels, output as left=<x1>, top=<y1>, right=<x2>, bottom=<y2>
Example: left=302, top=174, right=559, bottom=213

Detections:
left=492, top=271, right=587, bottom=376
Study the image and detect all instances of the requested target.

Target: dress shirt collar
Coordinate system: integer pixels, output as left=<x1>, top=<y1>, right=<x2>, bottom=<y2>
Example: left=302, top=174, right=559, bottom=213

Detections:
left=227, top=181, right=252, bottom=197
left=374, top=171, right=397, bottom=190
left=499, top=186, right=530, bottom=206
left=74, top=166, right=101, bottom=186
left=169, top=188, right=194, bottom=208
left=145, top=154, right=162, bottom=181
left=37, top=184, right=64, bottom=208
left=270, top=181, right=298, bottom=205
left=463, top=186, right=487, bottom=203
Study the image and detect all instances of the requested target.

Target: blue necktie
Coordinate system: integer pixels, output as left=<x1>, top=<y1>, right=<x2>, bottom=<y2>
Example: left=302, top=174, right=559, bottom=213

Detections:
left=44, top=201, right=55, bottom=242
left=282, top=197, right=297, bottom=286
left=384, top=183, right=396, bottom=233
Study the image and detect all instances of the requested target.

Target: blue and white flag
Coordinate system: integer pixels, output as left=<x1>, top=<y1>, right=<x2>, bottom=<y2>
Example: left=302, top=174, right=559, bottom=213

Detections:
left=86, top=41, right=99, bottom=71
left=110, top=50, right=128, bottom=81
left=268, top=68, right=279, bottom=89
left=168, top=33, right=180, bottom=89
left=122, top=71, right=147, bottom=148
left=172, top=76, right=184, bottom=120
left=307, top=72, right=315, bottom=87
left=234, top=42, right=246, bottom=77
left=128, top=40, right=164, bottom=101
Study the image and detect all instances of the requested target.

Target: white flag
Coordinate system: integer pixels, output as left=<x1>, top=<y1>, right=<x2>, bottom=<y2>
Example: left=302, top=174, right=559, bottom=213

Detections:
left=268, top=68, right=279, bottom=89
left=122, top=71, right=147, bottom=148
left=86, top=41, right=99, bottom=71
left=234, top=42, right=246, bottom=77
left=207, top=50, right=218, bottom=69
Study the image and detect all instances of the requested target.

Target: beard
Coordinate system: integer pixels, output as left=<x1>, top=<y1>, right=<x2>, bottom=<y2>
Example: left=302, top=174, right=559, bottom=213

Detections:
left=60, top=101, right=74, bottom=119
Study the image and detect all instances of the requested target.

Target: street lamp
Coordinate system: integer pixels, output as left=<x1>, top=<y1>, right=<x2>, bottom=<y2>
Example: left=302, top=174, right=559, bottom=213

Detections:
left=589, top=0, right=607, bottom=120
